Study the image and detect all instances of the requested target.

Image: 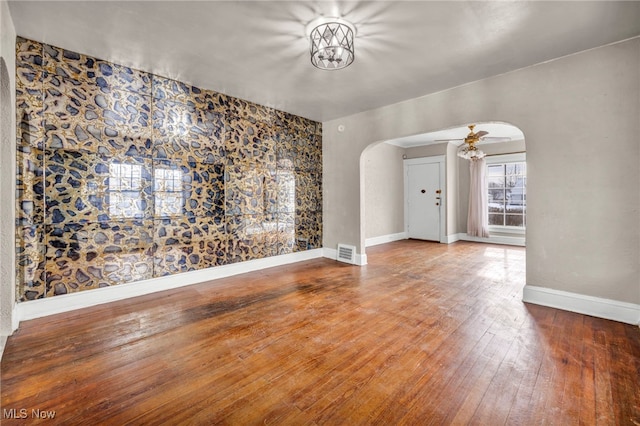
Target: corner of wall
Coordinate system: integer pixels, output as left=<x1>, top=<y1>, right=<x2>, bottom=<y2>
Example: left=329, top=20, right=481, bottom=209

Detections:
left=442, top=233, right=460, bottom=244
left=445, top=142, right=459, bottom=235
left=12, top=302, right=18, bottom=331
left=0, top=0, right=17, bottom=340
left=0, top=334, right=7, bottom=361
left=322, top=246, right=367, bottom=266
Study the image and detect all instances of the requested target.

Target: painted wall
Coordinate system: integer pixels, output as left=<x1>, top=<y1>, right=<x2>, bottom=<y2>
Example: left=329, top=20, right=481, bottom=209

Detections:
left=15, top=37, right=322, bottom=302
left=1, top=0, right=17, bottom=348
left=362, top=142, right=404, bottom=239
left=404, top=142, right=448, bottom=159
left=445, top=142, right=458, bottom=236
left=324, top=38, right=640, bottom=305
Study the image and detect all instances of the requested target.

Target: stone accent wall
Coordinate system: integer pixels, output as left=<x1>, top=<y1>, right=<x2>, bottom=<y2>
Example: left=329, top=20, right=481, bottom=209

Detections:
left=15, top=37, right=322, bottom=301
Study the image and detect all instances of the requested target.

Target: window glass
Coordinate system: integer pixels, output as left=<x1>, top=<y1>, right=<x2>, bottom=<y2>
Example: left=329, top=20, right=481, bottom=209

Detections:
left=487, top=160, right=526, bottom=228
left=109, top=163, right=144, bottom=218
left=154, top=168, right=184, bottom=217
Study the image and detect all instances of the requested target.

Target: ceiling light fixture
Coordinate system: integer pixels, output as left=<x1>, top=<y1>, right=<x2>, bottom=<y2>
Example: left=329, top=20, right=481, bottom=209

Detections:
left=457, top=125, right=488, bottom=160
left=307, top=17, right=356, bottom=70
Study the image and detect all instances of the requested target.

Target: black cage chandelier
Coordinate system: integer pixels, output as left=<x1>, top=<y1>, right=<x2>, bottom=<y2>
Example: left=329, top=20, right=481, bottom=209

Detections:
left=307, top=17, right=356, bottom=70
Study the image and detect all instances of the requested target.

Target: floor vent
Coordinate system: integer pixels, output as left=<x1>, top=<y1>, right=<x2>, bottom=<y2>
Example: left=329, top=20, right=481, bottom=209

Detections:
left=337, top=244, right=356, bottom=264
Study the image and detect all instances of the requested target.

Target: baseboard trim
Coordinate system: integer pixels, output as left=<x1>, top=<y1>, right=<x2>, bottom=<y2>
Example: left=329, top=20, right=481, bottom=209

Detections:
left=457, top=233, right=525, bottom=247
left=365, top=232, right=407, bottom=247
left=323, top=247, right=367, bottom=266
left=0, top=335, right=7, bottom=362
left=364, top=233, right=487, bottom=246
left=323, top=247, right=337, bottom=260
left=11, top=303, right=18, bottom=331
left=1, top=304, right=19, bottom=360
left=523, top=285, right=640, bottom=326
left=16, top=249, right=324, bottom=322
left=442, top=234, right=460, bottom=244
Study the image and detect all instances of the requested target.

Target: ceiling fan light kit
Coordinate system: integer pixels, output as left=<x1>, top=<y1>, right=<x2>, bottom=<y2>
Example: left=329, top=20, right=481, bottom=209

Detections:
left=307, top=17, right=356, bottom=70
left=457, top=144, right=487, bottom=160
left=457, top=124, right=488, bottom=160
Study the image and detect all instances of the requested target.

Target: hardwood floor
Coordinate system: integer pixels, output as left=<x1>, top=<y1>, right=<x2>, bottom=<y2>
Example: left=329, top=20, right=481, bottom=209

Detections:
left=2, top=240, right=639, bottom=425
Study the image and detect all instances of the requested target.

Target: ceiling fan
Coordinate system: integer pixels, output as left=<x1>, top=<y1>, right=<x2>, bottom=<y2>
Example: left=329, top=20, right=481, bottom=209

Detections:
left=443, top=124, right=509, bottom=160
left=435, top=124, right=511, bottom=145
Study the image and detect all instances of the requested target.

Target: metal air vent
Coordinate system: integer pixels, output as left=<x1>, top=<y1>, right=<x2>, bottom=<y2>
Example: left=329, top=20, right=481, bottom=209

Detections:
left=336, top=244, right=356, bottom=264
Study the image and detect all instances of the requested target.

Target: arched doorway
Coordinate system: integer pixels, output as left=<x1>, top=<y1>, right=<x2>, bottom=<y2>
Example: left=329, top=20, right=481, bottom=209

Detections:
left=360, top=122, right=526, bottom=253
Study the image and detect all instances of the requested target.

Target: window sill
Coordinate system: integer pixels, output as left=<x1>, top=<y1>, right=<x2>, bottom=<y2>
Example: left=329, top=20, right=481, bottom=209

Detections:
left=489, top=226, right=526, bottom=235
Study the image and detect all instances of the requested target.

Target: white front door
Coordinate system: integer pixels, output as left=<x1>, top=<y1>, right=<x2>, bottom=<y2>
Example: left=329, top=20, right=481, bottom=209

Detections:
left=406, top=162, right=441, bottom=241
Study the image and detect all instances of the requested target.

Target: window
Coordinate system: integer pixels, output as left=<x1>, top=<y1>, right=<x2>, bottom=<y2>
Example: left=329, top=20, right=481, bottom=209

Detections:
left=154, top=168, right=184, bottom=217
left=486, top=154, right=526, bottom=229
left=108, top=163, right=144, bottom=218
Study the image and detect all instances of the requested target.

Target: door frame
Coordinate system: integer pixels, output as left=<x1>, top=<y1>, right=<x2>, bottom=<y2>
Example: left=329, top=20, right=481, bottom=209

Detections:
left=404, top=156, right=446, bottom=243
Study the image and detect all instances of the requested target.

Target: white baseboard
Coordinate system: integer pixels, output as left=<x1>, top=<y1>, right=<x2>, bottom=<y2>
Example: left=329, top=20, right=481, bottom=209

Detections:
left=523, top=285, right=640, bottom=326
left=12, top=303, right=18, bottom=331
left=16, top=249, right=324, bottom=322
left=0, top=304, right=18, bottom=360
left=323, top=247, right=337, bottom=260
left=323, top=247, right=367, bottom=266
left=442, top=234, right=460, bottom=244
left=364, top=232, right=482, bottom=246
left=0, top=335, right=7, bottom=361
left=365, top=232, right=408, bottom=247
left=457, top=233, right=525, bottom=247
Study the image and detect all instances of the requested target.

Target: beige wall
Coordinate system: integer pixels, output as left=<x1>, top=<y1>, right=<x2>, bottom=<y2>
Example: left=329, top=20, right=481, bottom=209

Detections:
left=362, top=143, right=405, bottom=239
left=445, top=142, right=458, bottom=236
left=405, top=142, right=447, bottom=159
left=0, top=0, right=17, bottom=345
left=323, top=38, right=640, bottom=304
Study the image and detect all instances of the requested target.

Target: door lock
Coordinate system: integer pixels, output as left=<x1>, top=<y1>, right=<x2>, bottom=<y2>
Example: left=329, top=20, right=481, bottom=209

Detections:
left=421, top=189, right=426, bottom=193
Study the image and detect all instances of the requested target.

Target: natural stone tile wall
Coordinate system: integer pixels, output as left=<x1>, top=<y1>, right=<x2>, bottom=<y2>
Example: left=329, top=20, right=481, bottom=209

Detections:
left=15, top=36, right=322, bottom=302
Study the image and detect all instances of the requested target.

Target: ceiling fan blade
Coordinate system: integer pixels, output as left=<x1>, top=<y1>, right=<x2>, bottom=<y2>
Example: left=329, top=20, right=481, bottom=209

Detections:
left=475, top=130, right=489, bottom=138
left=477, top=136, right=512, bottom=144
left=434, top=135, right=512, bottom=143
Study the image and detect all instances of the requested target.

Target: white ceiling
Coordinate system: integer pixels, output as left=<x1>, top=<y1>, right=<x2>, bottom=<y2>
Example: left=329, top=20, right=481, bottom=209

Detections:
left=384, top=122, right=524, bottom=148
left=8, top=1, right=640, bottom=123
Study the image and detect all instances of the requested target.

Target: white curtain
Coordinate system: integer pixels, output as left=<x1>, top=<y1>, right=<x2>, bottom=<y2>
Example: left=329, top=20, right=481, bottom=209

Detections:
left=467, top=157, right=490, bottom=237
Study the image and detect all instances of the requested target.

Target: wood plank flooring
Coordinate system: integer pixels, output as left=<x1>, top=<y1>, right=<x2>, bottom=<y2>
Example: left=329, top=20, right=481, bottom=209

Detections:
left=2, top=240, right=639, bottom=425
